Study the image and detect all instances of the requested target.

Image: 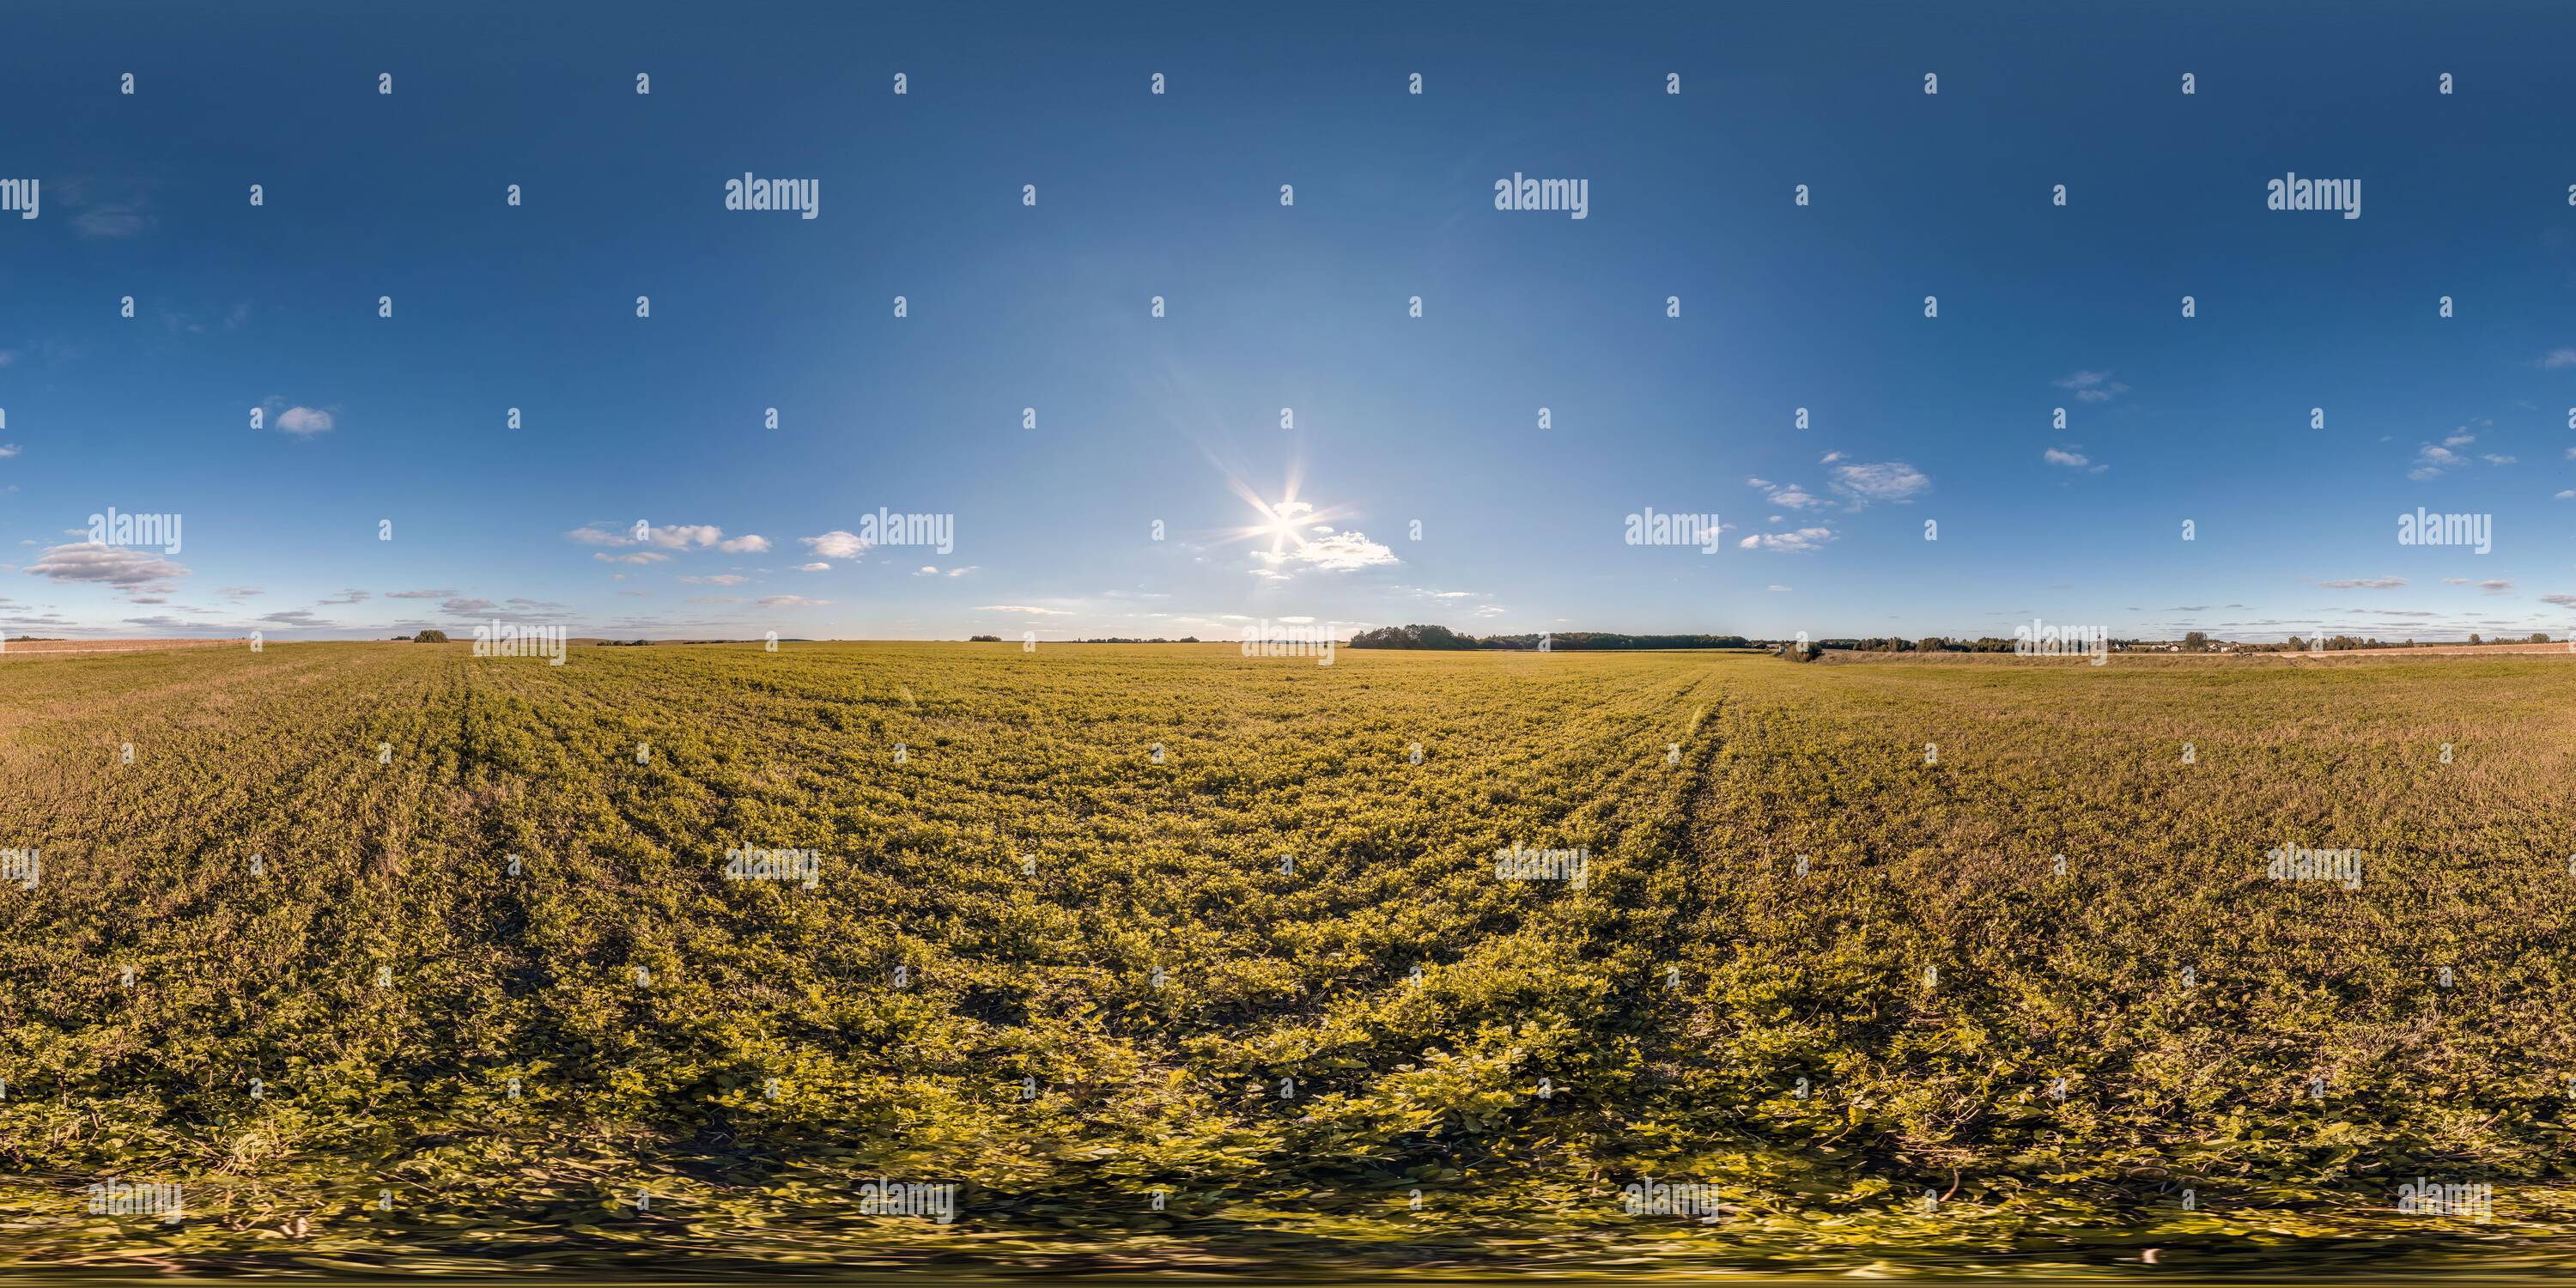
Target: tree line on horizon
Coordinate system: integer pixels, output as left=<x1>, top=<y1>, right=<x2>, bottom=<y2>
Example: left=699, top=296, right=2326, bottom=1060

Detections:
left=1346, top=624, right=1756, bottom=651
left=1348, top=625, right=2564, bottom=653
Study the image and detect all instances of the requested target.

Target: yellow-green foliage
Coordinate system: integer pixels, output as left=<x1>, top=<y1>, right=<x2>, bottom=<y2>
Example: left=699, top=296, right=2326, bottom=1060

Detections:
left=0, top=642, right=2567, bottom=1273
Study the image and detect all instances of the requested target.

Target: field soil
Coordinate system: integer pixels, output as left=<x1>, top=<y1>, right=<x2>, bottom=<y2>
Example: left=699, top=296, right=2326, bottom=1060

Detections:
left=0, top=642, right=2568, bottom=1276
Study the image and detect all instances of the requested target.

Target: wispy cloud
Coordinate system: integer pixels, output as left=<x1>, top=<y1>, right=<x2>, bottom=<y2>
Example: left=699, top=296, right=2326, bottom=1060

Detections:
left=2052, top=369, right=2129, bottom=403
left=1748, top=477, right=1826, bottom=508
left=568, top=523, right=768, bottom=553
left=72, top=203, right=153, bottom=240
left=1827, top=460, right=1929, bottom=505
left=2409, top=442, right=2465, bottom=480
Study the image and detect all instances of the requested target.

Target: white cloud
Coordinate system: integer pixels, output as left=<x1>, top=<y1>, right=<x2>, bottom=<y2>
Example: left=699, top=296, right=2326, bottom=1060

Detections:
left=386, top=588, right=453, bottom=598
left=795, top=562, right=831, bottom=572
left=1767, top=584, right=1790, bottom=592
left=718, top=534, right=770, bottom=554
left=593, top=551, right=668, bottom=565
left=653, top=525, right=725, bottom=548
left=1252, top=530, right=1398, bottom=573
left=1739, top=526, right=1836, bottom=553
left=26, top=543, right=189, bottom=591
left=758, top=595, right=828, bottom=608
left=0, top=444, right=18, bottom=459
left=678, top=574, right=747, bottom=586
left=946, top=566, right=978, bottom=577
left=2318, top=576, right=2406, bottom=590
left=801, top=530, right=869, bottom=559
left=2540, top=349, right=2576, bottom=369
left=2044, top=447, right=2090, bottom=467
left=274, top=406, right=335, bottom=435
left=914, top=566, right=940, bottom=576
left=977, top=605, right=1069, bottom=615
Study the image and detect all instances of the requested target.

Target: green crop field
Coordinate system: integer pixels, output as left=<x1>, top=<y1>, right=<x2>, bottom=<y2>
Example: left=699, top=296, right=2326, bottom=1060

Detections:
left=2, top=641, right=2572, bottom=1277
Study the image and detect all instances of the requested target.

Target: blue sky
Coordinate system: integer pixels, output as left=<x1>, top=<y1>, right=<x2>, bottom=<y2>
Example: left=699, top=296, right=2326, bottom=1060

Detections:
left=5, top=0, right=2576, bottom=642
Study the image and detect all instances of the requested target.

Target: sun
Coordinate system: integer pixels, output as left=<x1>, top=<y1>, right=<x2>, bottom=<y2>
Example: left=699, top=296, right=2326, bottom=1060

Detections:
left=1211, top=475, right=1358, bottom=560
left=1255, top=500, right=1310, bottom=549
